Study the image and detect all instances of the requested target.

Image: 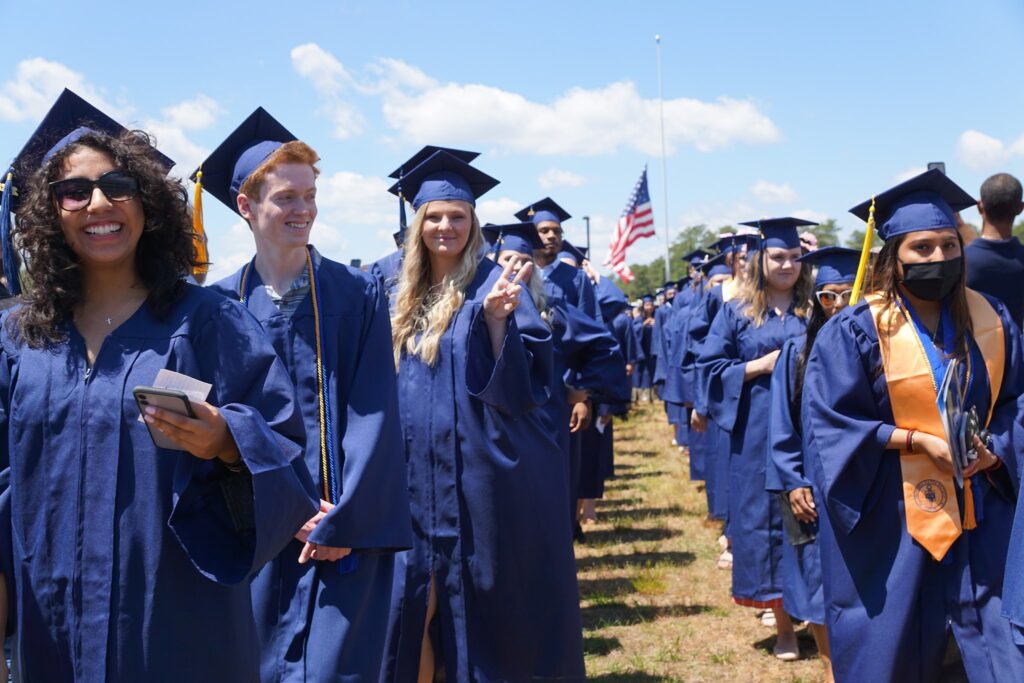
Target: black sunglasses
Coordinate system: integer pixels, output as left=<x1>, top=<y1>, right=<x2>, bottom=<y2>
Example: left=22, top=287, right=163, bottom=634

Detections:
left=49, top=170, right=140, bottom=212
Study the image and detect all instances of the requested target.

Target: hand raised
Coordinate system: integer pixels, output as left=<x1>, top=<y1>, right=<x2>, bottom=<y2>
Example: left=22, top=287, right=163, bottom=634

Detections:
left=484, top=260, right=533, bottom=322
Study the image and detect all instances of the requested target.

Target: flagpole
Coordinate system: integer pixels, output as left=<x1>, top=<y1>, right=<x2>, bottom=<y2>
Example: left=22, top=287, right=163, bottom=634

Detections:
left=655, top=34, right=671, bottom=282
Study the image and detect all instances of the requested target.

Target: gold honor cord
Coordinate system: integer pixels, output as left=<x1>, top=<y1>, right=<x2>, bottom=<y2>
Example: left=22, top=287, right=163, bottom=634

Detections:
left=191, top=169, right=210, bottom=277
left=850, top=197, right=876, bottom=302
left=238, top=251, right=336, bottom=503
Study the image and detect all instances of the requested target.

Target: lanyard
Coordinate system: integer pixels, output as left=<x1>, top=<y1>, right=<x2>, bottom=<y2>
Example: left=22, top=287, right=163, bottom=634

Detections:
left=240, top=247, right=337, bottom=504
left=894, top=292, right=972, bottom=404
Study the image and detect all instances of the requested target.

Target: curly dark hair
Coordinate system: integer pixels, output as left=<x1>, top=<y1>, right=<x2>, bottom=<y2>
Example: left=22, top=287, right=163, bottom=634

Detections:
left=11, top=128, right=200, bottom=348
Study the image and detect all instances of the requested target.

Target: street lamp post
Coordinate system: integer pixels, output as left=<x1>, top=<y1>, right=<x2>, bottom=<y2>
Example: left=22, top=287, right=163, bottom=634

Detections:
left=583, top=215, right=591, bottom=256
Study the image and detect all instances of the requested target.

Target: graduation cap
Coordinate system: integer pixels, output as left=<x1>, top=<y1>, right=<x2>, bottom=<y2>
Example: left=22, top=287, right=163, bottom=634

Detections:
left=388, top=145, right=479, bottom=180
left=662, top=280, right=678, bottom=291
left=797, top=246, right=861, bottom=287
left=677, top=276, right=691, bottom=289
left=190, top=107, right=298, bottom=215
left=387, top=146, right=481, bottom=244
left=0, top=88, right=175, bottom=294
left=709, top=235, right=737, bottom=254
left=481, top=222, right=543, bottom=256
left=641, top=293, right=655, bottom=303
left=682, top=248, right=713, bottom=264
left=386, top=150, right=498, bottom=211
left=559, top=240, right=588, bottom=264
left=849, top=168, right=976, bottom=241
left=514, top=197, right=572, bottom=225
left=700, top=253, right=732, bottom=279
left=738, top=217, right=816, bottom=251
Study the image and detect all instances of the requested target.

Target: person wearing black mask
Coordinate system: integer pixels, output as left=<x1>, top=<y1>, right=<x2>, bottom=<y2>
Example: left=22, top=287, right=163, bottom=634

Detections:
left=803, top=168, right=1024, bottom=682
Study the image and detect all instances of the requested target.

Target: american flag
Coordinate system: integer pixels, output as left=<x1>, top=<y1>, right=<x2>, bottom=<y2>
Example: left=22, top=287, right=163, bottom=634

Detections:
left=603, top=167, right=655, bottom=282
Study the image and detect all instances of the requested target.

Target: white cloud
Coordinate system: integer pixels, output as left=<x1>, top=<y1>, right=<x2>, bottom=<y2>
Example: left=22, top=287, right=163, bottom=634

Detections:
left=750, top=179, right=797, bottom=204
left=290, top=44, right=781, bottom=156
left=538, top=168, right=587, bottom=189
left=476, top=197, right=525, bottom=225
left=0, top=57, right=126, bottom=122
left=792, top=208, right=830, bottom=224
left=956, top=129, right=1024, bottom=171
left=161, top=94, right=221, bottom=130
left=289, top=43, right=365, bottom=140
left=145, top=95, right=223, bottom=175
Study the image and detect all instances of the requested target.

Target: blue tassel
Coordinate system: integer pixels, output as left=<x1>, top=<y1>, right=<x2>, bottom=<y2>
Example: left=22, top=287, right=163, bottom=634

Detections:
left=0, top=170, right=19, bottom=295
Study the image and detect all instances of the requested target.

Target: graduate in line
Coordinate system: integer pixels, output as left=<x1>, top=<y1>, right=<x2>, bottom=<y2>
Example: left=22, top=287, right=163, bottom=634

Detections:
left=653, top=278, right=687, bottom=449
left=687, top=245, right=747, bottom=563
left=515, top=197, right=601, bottom=323
left=485, top=224, right=629, bottom=532
left=805, top=169, right=1024, bottom=683
left=766, top=246, right=860, bottom=678
left=198, top=108, right=412, bottom=682
left=697, top=219, right=815, bottom=658
left=583, top=276, right=640, bottom=519
left=0, top=90, right=317, bottom=681
left=383, top=151, right=585, bottom=682
left=371, top=145, right=480, bottom=296
left=632, top=295, right=657, bottom=400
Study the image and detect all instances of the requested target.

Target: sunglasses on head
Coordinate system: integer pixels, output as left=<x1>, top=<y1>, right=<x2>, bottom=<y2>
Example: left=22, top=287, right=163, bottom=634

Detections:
left=49, top=170, right=140, bottom=212
left=815, top=288, right=854, bottom=306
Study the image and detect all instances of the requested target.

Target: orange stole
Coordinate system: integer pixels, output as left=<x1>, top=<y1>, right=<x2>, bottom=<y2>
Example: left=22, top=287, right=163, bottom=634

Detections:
left=867, top=289, right=1004, bottom=561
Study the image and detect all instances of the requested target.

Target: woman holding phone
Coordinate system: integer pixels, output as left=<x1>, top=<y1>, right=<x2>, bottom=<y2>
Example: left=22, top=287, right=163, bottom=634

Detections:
left=0, top=90, right=316, bottom=681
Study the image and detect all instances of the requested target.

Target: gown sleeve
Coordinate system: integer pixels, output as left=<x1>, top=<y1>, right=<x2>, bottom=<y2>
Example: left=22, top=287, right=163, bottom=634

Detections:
left=168, top=300, right=318, bottom=585
left=467, top=284, right=554, bottom=417
left=697, top=302, right=746, bottom=433
left=687, top=289, right=720, bottom=416
left=0, top=329, right=15, bottom=634
left=766, top=338, right=811, bottom=493
left=575, top=271, right=603, bottom=324
left=804, top=306, right=895, bottom=535
left=308, top=275, right=413, bottom=550
left=652, top=309, right=669, bottom=385
left=560, top=302, right=630, bottom=404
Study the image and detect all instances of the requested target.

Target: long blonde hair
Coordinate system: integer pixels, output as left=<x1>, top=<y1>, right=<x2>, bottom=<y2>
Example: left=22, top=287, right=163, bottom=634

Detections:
left=391, top=202, right=483, bottom=366
left=735, top=249, right=814, bottom=326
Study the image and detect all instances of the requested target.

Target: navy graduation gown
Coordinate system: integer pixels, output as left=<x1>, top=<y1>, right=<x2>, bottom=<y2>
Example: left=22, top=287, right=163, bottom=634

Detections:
left=632, top=317, right=656, bottom=388
left=542, top=260, right=601, bottom=323
left=212, top=256, right=412, bottom=682
left=765, top=336, right=824, bottom=624
left=0, top=285, right=317, bottom=682
left=369, top=249, right=403, bottom=296
left=558, top=302, right=629, bottom=501
left=805, top=296, right=1024, bottom=683
left=384, top=258, right=585, bottom=683
left=698, top=299, right=807, bottom=605
left=687, top=285, right=729, bottom=521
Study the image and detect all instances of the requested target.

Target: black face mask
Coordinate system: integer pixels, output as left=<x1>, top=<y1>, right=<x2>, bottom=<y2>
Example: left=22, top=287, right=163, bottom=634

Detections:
left=900, top=256, right=963, bottom=301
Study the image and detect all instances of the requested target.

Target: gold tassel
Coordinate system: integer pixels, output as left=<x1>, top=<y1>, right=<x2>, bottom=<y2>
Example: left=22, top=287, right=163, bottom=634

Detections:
left=850, top=197, right=875, bottom=302
left=192, top=169, right=210, bottom=277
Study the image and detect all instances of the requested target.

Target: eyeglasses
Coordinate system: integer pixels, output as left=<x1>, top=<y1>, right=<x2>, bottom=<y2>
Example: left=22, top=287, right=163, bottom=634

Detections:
left=49, top=170, right=140, bottom=211
left=815, top=289, right=853, bottom=306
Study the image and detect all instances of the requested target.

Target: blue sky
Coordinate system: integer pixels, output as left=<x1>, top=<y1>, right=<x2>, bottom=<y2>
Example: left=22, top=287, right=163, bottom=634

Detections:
left=2, top=0, right=1022, bottom=280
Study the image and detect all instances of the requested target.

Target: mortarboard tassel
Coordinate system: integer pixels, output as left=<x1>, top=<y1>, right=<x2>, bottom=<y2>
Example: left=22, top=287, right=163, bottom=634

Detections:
left=191, top=169, right=210, bottom=277
left=0, top=171, right=21, bottom=296
left=850, top=197, right=875, bottom=302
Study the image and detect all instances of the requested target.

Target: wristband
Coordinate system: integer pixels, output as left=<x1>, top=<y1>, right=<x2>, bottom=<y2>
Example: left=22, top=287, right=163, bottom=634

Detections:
left=906, top=430, right=916, bottom=453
